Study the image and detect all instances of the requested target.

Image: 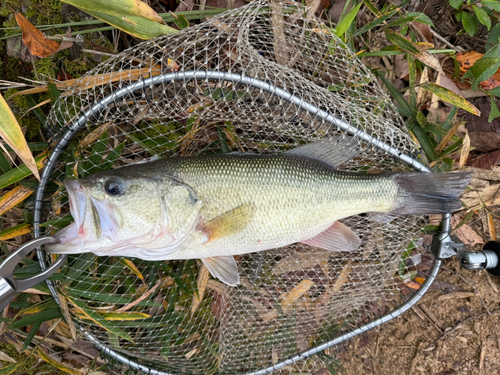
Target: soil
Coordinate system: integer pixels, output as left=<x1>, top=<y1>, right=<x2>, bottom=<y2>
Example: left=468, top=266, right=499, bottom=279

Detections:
left=337, top=241, right=500, bottom=375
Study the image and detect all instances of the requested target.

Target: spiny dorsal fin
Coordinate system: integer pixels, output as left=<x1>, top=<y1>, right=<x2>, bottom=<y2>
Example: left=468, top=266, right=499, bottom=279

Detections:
left=286, top=136, right=360, bottom=169
left=202, top=203, right=255, bottom=242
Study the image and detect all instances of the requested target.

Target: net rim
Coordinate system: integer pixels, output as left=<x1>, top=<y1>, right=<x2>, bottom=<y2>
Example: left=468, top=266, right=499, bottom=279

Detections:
left=33, top=70, right=444, bottom=374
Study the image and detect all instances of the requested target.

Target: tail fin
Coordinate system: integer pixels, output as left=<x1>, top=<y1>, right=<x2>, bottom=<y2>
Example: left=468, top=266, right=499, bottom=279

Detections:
left=390, top=172, right=471, bottom=215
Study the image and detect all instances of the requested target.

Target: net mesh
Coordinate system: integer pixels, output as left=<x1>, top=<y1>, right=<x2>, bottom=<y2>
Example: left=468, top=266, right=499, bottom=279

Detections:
left=42, top=1, right=430, bottom=373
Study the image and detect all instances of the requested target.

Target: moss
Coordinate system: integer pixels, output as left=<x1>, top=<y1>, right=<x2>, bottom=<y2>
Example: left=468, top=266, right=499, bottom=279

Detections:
left=0, top=0, right=62, bottom=26
left=0, top=341, right=66, bottom=374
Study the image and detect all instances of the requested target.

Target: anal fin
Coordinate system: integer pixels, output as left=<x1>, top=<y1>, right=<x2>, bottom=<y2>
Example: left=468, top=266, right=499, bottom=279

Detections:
left=302, top=221, right=361, bottom=252
left=202, top=256, right=240, bottom=286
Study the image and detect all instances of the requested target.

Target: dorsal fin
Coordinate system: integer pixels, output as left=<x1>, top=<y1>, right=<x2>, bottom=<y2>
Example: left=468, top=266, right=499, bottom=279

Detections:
left=286, top=136, right=360, bottom=169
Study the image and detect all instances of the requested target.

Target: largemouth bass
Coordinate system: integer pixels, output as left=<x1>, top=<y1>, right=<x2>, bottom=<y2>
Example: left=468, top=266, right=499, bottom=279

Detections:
left=48, top=140, right=470, bottom=285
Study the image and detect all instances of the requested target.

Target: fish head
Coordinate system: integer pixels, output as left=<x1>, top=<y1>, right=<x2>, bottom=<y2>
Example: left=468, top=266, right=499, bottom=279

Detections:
left=49, top=169, right=203, bottom=257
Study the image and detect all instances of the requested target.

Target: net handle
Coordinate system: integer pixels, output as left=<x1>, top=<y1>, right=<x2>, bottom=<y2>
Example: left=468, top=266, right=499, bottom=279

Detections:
left=33, top=70, right=444, bottom=375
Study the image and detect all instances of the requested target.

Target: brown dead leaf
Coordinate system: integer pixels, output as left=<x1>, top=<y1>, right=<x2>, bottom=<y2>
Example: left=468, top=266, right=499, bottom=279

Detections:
left=15, top=13, right=61, bottom=58
left=470, top=150, right=500, bottom=170
left=280, top=279, right=315, bottom=314
left=459, top=130, right=471, bottom=168
left=0, top=185, right=33, bottom=216
left=331, top=262, right=354, bottom=293
left=191, top=263, right=210, bottom=317
left=456, top=52, right=500, bottom=90
left=451, top=214, right=484, bottom=246
left=411, top=22, right=432, bottom=42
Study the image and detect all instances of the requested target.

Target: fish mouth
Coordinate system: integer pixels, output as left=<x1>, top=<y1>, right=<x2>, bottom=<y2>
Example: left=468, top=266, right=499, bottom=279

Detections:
left=64, top=179, right=87, bottom=236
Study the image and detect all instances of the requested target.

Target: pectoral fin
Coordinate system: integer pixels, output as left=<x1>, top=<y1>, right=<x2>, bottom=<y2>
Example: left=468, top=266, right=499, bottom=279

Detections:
left=302, top=221, right=361, bottom=252
left=202, top=256, right=240, bottom=286
left=201, top=203, right=255, bottom=243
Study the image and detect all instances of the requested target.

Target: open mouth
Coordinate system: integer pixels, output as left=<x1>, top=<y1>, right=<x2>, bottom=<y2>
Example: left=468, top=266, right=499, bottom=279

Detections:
left=64, top=179, right=87, bottom=235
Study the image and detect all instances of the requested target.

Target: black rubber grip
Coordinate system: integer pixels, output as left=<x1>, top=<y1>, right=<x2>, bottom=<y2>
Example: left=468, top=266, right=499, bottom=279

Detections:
left=484, top=241, right=500, bottom=277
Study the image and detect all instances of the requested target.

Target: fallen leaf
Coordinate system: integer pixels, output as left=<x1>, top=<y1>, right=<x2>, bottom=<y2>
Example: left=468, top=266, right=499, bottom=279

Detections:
left=280, top=279, right=315, bottom=313
left=421, top=83, right=480, bottom=116
left=459, top=130, right=471, bottom=168
left=0, top=349, right=16, bottom=363
left=411, top=21, right=432, bottom=42
left=15, top=13, right=61, bottom=58
left=0, top=185, right=33, bottom=216
left=470, top=150, right=500, bottom=170
left=451, top=214, right=484, bottom=246
left=272, top=249, right=331, bottom=275
left=191, top=263, right=210, bottom=317
left=456, top=52, right=500, bottom=90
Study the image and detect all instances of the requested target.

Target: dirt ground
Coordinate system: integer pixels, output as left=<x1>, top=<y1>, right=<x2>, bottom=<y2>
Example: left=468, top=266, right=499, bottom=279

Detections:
left=337, top=232, right=500, bottom=375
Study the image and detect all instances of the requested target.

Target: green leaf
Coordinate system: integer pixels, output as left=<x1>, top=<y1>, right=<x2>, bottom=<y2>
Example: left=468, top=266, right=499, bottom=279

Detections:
left=335, top=3, right=362, bottom=37
left=469, top=57, right=500, bottom=90
left=472, top=5, right=491, bottom=30
left=385, top=30, right=420, bottom=54
left=405, top=12, right=434, bottom=26
left=490, top=85, right=500, bottom=97
left=377, top=72, right=415, bottom=118
left=173, top=14, right=189, bottom=29
left=488, top=23, right=500, bottom=44
left=0, top=151, right=11, bottom=174
left=0, top=363, right=22, bottom=375
left=0, top=151, right=48, bottom=189
left=489, top=97, right=500, bottom=122
left=352, top=8, right=398, bottom=38
left=21, top=321, right=41, bottom=352
left=461, top=11, right=478, bottom=37
left=66, top=296, right=134, bottom=342
left=449, top=0, right=465, bottom=9
left=7, top=308, right=61, bottom=330
left=410, top=120, right=438, bottom=160
left=70, top=7, right=176, bottom=39
left=420, top=83, right=481, bottom=115
left=483, top=0, right=500, bottom=11
left=25, top=95, right=47, bottom=126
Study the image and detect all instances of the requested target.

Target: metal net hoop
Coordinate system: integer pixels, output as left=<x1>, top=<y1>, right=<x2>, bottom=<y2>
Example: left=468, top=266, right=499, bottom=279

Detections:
left=34, top=2, right=439, bottom=374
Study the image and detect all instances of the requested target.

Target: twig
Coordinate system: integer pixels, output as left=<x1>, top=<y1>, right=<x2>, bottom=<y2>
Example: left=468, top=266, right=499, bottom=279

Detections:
left=435, top=309, right=500, bottom=344
left=81, top=49, right=116, bottom=58
left=115, top=278, right=162, bottom=312
left=430, top=29, right=465, bottom=52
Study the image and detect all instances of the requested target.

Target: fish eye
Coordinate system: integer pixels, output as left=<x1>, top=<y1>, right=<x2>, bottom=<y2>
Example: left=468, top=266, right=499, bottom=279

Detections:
left=104, top=179, right=123, bottom=196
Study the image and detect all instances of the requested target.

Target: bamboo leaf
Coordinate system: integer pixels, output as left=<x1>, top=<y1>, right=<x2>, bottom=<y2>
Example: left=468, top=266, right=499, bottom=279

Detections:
left=119, top=258, right=144, bottom=281
left=385, top=30, right=444, bottom=75
left=420, top=83, right=481, bottom=115
left=0, top=151, right=48, bottom=189
left=7, top=308, right=61, bottom=329
left=0, top=223, right=32, bottom=241
left=0, top=186, right=33, bottom=216
left=0, top=363, right=22, bottom=375
left=335, top=3, right=362, bottom=37
left=0, top=93, right=40, bottom=181
left=37, top=348, right=84, bottom=375
left=62, top=0, right=164, bottom=23
left=61, top=3, right=177, bottom=39
left=66, top=296, right=134, bottom=342
left=100, top=312, right=151, bottom=320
